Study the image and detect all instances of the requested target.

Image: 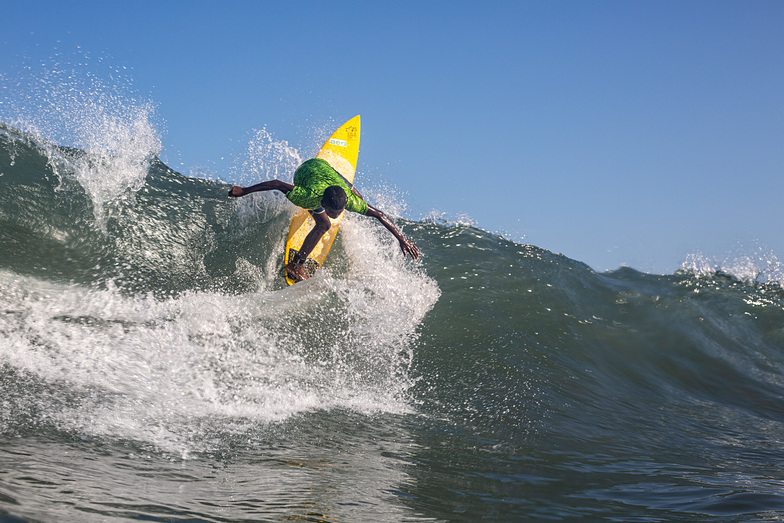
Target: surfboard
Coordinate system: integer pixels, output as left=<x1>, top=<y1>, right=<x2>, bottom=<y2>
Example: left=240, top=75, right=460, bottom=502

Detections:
left=283, top=115, right=361, bottom=285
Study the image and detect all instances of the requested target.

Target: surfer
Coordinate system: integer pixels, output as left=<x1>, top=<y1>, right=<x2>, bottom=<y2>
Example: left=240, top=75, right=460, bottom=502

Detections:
left=228, top=158, right=420, bottom=282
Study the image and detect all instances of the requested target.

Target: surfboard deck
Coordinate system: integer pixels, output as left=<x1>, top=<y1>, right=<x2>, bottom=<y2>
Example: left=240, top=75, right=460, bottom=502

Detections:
left=283, top=115, right=361, bottom=285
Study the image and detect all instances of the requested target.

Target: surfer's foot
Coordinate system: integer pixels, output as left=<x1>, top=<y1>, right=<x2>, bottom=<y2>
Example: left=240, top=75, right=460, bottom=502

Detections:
left=285, top=262, right=309, bottom=282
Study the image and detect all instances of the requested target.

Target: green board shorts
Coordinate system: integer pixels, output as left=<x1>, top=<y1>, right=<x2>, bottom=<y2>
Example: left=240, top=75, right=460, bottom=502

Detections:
left=285, top=158, right=368, bottom=215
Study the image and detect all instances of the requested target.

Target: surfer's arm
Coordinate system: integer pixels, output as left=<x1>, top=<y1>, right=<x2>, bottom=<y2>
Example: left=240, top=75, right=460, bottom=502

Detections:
left=365, top=206, right=420, bottom=260
left=228, top=180, right=294, bottom=197
left=285, top=211, right=332, bottom=282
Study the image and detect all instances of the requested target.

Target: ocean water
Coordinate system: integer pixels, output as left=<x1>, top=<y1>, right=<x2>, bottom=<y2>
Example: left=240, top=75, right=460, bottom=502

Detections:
left=2, top=116, right=784, bottom=523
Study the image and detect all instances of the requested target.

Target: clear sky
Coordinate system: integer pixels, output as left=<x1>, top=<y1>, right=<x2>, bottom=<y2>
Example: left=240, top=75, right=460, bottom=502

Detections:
left=2, top=1, right=782, bottom=274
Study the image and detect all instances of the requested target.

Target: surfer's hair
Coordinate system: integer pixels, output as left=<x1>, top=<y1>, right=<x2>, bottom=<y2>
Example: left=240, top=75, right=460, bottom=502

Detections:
left=322, top=186, right=347, bottom=210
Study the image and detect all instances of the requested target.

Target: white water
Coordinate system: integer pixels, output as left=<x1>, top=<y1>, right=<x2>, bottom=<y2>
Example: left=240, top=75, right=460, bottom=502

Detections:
left=0, top=53, right=161, bottom=224
left=681, top=245, right=784, bottom=285
left=0, top=218, right=438, bottom=457
left=1, top=56, right=439, bottom=457
left=0, top=126, right=439, bottom=459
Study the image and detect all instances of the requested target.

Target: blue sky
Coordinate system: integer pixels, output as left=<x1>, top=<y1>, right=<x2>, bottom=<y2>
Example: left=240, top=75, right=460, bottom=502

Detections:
left=2, top=1, right=782, bottom=274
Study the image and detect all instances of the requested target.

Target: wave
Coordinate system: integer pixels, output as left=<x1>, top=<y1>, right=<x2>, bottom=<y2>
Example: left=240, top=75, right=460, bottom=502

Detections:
left=0, top=119, right=782, bottom=439
left=0, top=123, right=440, bottom=454
left=3, top=120, right=784, bottom=520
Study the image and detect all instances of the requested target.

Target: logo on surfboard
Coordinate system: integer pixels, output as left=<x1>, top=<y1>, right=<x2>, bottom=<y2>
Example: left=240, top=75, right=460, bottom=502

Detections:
left=329, top=138, right=348, bottom=147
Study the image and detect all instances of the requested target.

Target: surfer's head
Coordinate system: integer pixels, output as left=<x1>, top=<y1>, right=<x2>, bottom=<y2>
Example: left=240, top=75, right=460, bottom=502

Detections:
left=322, top=186, right=347, bottom=218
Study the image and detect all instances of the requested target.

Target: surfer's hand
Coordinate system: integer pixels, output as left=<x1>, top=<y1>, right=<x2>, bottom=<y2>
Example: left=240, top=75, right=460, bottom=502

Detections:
left=399, top=237, right=420, bottom=260
left=285, top=262, right=309, bottom=282
left=228, top=186, right=245, bottom=197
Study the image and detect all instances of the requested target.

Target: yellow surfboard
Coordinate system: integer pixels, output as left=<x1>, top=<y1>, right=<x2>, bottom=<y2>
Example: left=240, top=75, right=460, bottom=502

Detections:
left=283, top=115, right=361, bottom=285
